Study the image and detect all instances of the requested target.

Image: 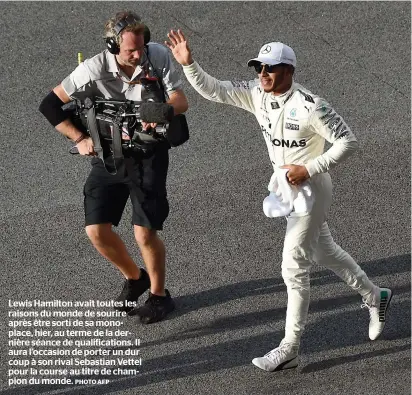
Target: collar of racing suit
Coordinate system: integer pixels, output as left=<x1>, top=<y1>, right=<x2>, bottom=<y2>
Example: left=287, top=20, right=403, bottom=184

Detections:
left=268, top=81, right=296, bottom=107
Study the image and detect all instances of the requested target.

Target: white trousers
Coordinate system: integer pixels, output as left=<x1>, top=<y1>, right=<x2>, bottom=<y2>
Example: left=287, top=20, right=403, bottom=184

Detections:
left=281, top=173, right=376, bottom=345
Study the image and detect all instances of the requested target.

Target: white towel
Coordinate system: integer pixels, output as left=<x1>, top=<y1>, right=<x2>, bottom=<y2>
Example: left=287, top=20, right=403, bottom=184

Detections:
left=263, top=168, right=314, bottom=218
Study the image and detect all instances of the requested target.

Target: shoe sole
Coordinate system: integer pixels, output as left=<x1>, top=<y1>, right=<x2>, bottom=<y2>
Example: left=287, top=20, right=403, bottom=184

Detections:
left=115, top=304, right=139, bottom=314
left=116, top=301, right=144, bottom=314
left=252, top=357, right=298, bottom=372
left=273, top=358, right=298, bottom=371
left=140, top=303, right=175, bottom=324
left=127, top=307, right=141, bottom=316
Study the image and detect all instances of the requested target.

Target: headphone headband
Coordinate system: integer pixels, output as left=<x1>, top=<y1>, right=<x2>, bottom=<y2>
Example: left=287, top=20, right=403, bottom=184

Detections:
left=113, top=15, right=141, bottom=36
left=106, top=14, right=151, bottom=54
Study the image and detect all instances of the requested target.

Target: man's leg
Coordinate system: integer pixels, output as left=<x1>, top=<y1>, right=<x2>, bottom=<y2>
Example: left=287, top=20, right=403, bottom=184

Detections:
left=252, top=213, right=321, bottom=372
left=133, top=225, right=166, bottom=296
left=83, top=161, right=150, bottom=312
left=281, top=209, right=332, bottom=346
left=129, top=225, right=174, bottom=323
left=86, top=223, right=142, bottom=280
left=125, top=146, right=174, bottom=324
left=315, top=222, right=376, bottom=299
left=316, top=223, right=393, bottom=340
left=252, top=173, right=332, bottom=372
left=281, top=174, right=333, bottom=346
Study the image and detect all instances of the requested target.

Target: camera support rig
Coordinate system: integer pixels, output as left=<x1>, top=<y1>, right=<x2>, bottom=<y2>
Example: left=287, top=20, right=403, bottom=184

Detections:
left=65, top=97, right=188, bottom=175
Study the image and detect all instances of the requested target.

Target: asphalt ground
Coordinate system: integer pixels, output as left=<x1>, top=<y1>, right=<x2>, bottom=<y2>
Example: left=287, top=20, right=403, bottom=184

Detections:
left=0, top=2, right=410, bottom=395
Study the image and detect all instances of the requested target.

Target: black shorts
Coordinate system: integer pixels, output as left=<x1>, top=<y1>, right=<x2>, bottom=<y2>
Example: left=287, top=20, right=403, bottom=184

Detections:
left=83, top=146, right=169, bottom=230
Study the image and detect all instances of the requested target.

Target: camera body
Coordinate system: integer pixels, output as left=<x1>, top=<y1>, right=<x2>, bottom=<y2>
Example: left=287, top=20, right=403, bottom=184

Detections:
left=64, top=100, right=162, bottom=155
left=64, top=76, right=189, bottom=158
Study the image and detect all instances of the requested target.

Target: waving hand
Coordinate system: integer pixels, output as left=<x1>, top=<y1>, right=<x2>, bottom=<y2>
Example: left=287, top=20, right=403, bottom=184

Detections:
left=165, top=29, right=194, bottom=66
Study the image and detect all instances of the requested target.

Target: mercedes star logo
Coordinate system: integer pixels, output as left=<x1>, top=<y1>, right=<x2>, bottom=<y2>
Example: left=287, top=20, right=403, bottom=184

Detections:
left=261, top=45, right=271, bottom=54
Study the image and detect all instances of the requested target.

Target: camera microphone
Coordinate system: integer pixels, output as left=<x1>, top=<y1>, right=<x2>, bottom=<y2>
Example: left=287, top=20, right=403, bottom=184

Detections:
left=139, top=103, right=174, bottom=123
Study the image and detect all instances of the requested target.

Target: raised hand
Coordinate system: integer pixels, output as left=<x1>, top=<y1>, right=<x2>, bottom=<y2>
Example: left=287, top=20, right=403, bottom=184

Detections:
left=165, top=29, right=193, bottom=66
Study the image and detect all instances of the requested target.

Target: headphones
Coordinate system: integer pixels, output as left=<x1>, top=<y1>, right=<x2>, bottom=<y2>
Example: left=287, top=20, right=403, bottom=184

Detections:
left=106, top=14, right=151, bottom=55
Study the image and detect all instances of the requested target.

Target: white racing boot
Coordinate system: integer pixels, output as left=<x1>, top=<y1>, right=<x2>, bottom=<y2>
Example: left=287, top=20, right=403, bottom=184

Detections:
left=252, top=340, right=299, bottom=372
left=361, top=287, right=393, bottom=340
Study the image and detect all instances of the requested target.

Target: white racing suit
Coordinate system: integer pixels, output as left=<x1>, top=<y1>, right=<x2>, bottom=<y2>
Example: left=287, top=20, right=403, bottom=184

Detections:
left=183, top=62, right=376, bottom=345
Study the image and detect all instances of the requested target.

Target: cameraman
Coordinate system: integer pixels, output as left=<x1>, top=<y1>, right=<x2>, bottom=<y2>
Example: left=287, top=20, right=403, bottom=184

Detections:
left=39, top=11, right=188, bottom=324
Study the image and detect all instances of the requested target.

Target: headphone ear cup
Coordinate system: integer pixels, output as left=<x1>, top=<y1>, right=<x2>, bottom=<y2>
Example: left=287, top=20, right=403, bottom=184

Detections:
left=106, top=37, right=119, bottom=55
left=143, top=25, right=151, bottom=45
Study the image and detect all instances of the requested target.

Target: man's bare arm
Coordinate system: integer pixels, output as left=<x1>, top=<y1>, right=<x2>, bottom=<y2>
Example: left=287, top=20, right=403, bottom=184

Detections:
left=167, top=89, right=188, bottom=115
left=39, top=84, right=95, bottom=155
left=52, top=85, right=85, bottom=143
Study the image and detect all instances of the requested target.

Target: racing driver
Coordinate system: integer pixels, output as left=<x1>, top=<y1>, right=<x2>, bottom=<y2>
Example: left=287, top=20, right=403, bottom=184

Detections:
left=165, top=29, right=393, bottom=372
